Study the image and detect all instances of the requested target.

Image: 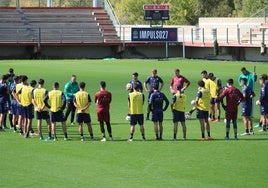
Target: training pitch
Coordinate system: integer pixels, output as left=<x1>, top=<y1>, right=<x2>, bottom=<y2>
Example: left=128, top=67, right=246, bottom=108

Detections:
left=0, top=59, right=267, bottom=188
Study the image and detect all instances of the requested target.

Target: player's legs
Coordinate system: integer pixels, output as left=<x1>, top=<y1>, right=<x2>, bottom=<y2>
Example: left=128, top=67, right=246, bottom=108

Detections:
left=159, top=122, right=163, bottom=140
left=78, top=123, right=84, bottom=140
left=70, top=104, right=76, bottom=125
left=46, top=118, right=52, bottom=139
left=51, top=122, right=57, bottom=140
left=173, top=122, right=178, bottom=140
left=204, top=118, right=211, bottom=139
left=105, top=121, right=112, bottom=139
left=215, top=102, right=221, bottom=121
left=0, top=113, right=4, bottom=130
left=209, top=103, right=215, bottom=121
left=61, top=121, right=68, bottom=139
left=225, top=119, right=231, bottom=139
left=242, top=116, right=249, bottom=135
left=199, top=118, right=205, bottom=139
left=232, top=119, right=238, bottom=139
left=153, top=121, right=159, bottom=140
left=64, top=101, right=75, bottom=125
left=181, top=121, right=187, bottom=140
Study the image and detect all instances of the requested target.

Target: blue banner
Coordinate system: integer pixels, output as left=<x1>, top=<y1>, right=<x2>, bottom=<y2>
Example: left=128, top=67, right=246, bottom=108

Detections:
left=131, top=27, right=177, bottom=42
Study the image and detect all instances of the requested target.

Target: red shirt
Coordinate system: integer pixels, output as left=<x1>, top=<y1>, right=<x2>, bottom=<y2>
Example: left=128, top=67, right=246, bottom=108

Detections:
left=94, top=90, right=112, bottom=111
left=170, top=75, right=190, bottom=93
left=220, top=86, right=243, bottom=111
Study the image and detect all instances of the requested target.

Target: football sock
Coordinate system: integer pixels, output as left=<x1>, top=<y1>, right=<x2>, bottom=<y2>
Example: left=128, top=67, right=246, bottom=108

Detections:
left=130, top=133, right=134, bottom=139
left=173, top=133, right=176, bottom=139
left=90, top=133, right=94, bottom=138
left=146, top=113, right=149, bottom=119
left=142, top=133, right=145, bottom=139
left=234, top=133, right=237, bottom=138
left=48, top=132, right=51, bottom=138
left=80, top=133, right=84, bottom=137
left=226, top=132, right=229, bottom=138
left=245, top=129, right=249, bottom=133
left=201, top=133, right=205, bottom=138
left=207, top=132, right=211, bottom=137
left=64, top=132, right=68, bottom=138
left=9, top=114, right=13, bottom=127
left=155, top=134, right=158, bottom=139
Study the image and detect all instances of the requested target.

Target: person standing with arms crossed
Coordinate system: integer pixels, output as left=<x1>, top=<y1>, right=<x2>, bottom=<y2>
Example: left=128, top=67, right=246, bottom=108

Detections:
left=128, top=84, right=146, bottom=141
left=144, top=69, right=164, bottom=120
left=64, top=75, right=79, bottom=125
left=95, top=81, right=112, bottom=141
left=149, top=84, right=169, bottom=140
left=169, top=69, right=190, bottom=94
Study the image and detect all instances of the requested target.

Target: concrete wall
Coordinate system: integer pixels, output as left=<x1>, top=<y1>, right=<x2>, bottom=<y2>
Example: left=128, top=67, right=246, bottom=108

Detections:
left=0, top=44, right=268, bottom=62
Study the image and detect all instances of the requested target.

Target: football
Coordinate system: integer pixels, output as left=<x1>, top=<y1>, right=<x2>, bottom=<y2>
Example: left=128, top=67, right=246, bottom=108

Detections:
left=126, top=83, right=132, bottom=91
left=125, top=115, right=131, bottom=121
left=185, top=112, right=191, bottom=120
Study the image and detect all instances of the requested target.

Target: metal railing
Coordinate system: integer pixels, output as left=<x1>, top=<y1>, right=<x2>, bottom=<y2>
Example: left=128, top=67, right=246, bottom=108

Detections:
left=0, top=28, right=104, bottom=44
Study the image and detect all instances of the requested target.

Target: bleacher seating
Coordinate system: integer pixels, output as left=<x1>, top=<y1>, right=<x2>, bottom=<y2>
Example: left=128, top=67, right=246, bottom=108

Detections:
left=0, top=7, right=121, bottom=44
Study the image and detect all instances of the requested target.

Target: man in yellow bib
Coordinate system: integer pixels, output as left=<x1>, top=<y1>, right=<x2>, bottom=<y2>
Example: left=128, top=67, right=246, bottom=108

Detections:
left=193, top=80, right=212, bottom=141
left=128, top=84, right=146, bottom=141
left=73, top=82, right=94, bottom=141
left=44, top=82, right=68, bottom=141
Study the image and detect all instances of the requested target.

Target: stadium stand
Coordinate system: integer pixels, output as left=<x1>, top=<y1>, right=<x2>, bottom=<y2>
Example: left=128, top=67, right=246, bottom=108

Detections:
left=0, top=7, right=120, bottom=44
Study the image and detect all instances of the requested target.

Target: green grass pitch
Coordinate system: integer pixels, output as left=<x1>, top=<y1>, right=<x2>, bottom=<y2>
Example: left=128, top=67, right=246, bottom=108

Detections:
left=0, top=59, right=268, bottom=188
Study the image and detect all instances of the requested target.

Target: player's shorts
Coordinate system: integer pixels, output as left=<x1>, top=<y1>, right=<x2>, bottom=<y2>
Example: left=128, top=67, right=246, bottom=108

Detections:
left=172, top=110, right=185, bottom=123
left=0, top=102, right=8, bottom=114
left=152, top=110, right=163, bottom=122
left=50, top=110, right=65, bottom=123
left=11, top=99, right=19, bottom=115
left=17, top=103, right=23, bottom=116
left=97, top=109, right=110, bottom=122
left=196, top=109, right=209, bottom=119
left=242, top=105, right=252, bottom=117
left=210, top=98, right=217, bottom=105
left=36, top=111, right=50, bottom=120
left=22, top=104, right=34, bottom=119
left=225, top=109, right=238, bottom=120
left=76, top=113, right=91, bottom=124
left=260, top=105, right=268, bottom=115
left=130, top=114, right=144, bottom=126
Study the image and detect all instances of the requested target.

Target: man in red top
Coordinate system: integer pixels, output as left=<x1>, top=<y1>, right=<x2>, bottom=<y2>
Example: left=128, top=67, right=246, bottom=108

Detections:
left=169, top=69, right=190, bottom=94
left=220, top=79, right=244, bottom=140
left=95, top=81, right=113, bottom=141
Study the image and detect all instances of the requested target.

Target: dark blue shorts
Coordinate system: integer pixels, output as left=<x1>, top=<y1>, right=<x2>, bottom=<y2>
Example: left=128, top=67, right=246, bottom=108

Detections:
left=50, top=110, right=65, bottom=123
left=172, top=110, right=185, bottom=123
left=22, top=104, right=34, bottom=119
left=17, top=103, right=23, bottom=116
left=152, top=111, right=163, bottom=122
left=260, top=105, right=268, bottom=115
left=36, top=111, right=50, bottom=120
left=130, top=114, right=144, bottom=126
left=210, top=98, right=217, bottom=105
left=196, top=109, right=209, bottom=119
left=11, top=100, right=19, bottom=115
left=76, top=113, right=91, bottom=124
left=0, top=102, right=8, bottom=114
left=242, top=105, right=252, bottom=117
